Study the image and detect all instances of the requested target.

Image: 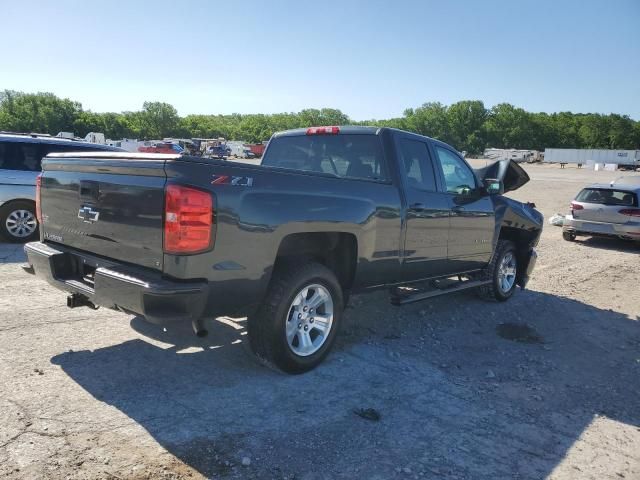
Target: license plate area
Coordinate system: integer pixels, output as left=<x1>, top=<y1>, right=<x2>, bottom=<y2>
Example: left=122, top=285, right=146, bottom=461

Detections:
left=53, top=253, right=98, bottom=291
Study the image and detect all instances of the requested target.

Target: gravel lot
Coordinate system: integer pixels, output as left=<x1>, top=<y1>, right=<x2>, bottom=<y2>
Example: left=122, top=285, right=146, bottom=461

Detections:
left=0, top=163, right=639, bottom=480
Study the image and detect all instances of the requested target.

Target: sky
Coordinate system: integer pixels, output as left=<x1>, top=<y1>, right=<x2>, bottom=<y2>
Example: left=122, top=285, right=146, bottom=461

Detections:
left=1, top=0, right=639, bottom=120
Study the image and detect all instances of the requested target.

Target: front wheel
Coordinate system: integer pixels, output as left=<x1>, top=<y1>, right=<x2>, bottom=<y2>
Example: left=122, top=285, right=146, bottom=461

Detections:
left=248, top=262, right=343, bottom=374
left=562, top=230, right=576, bottom=241
left=478, top=240, right=518, bottom=302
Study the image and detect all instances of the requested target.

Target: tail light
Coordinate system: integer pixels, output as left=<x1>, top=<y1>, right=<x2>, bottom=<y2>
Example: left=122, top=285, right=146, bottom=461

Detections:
left=35, top=174, right=43, bottom=224
left=306, top=126, right=340, bottom=135
left=570, top=202, right=584, bottom=215
left=164, top=184, right=214, bottom=254
left=619, top=208, right=640, bottom=217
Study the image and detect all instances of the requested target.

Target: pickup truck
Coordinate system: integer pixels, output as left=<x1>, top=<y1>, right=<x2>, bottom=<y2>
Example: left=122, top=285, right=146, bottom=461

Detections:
left=24, top=126, right=543, bottom=373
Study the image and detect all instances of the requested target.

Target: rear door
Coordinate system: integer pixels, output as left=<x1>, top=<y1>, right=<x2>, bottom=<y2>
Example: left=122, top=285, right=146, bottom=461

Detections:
left=431, top=144, right=495, bottom=272
left=40, top=154, right=168, bottom=270
left=395, top=134, right=451, bottom=282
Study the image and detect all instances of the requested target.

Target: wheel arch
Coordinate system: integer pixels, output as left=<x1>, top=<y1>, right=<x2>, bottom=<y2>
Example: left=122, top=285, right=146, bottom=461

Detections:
left=273, top=232, right=358, bottom=293
left=497, top=226, right=537, bottom=286
left=0, top=197, right=36, bottom=209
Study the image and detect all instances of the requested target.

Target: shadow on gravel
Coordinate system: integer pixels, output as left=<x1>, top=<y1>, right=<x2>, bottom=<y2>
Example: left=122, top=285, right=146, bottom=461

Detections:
left=0, top=242, right=27, bottom=264
left=50, top=292, right=640, bottom=479
left=576, top=236, right=640, bottom=252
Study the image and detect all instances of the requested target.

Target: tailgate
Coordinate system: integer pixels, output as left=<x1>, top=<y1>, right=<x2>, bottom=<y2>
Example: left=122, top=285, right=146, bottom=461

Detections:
left=40, top=153, right=175, bottom=271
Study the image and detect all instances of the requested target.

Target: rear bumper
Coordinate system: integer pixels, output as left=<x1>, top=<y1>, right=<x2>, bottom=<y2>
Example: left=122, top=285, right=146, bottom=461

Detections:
left=24, top=241, right=208, bottom=325
left=563, top=215, right=640, bottom=238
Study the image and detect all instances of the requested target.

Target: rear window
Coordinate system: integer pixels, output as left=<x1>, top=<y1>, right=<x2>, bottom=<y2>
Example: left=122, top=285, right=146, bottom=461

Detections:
left=576, top=188, right=637, bottom=207
left=261, top=134, right=387, bottom=181
left=0, top=141, right=44, bottom=171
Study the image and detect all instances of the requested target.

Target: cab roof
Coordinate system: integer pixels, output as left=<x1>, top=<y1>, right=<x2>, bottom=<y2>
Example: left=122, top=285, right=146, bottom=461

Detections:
left=272, top=125, right=382, bottom=137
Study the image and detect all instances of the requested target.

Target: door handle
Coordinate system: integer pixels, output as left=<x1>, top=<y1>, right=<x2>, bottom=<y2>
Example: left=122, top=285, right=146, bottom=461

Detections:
left=410, top=202, right=426, bottom=211
left=452, top=206, right=465, bottom=214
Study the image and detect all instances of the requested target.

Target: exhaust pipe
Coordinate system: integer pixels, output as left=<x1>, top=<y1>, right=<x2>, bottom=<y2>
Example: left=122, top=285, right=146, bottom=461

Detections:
left=67, top=293, right=99, bottom=310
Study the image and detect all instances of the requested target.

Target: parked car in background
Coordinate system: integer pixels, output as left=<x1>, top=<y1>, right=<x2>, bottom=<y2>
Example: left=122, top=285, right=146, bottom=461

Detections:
left=138, top=142, right=184, bottom=154
left=206, top=144, right=231, bottom=159
left=247, top=142, right=266, bottom=158
left=563, top=176, right=640, bottom=242
left=0, top=133, right=121, bottom=242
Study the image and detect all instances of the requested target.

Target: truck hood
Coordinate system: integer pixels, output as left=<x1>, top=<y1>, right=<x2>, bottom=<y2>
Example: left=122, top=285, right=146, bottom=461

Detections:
left=474, top=159, right=530, bottom=193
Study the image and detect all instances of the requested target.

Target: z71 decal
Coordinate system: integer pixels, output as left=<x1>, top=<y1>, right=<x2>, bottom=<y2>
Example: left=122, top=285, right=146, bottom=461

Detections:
left=211, top=175, right=254, bottom=186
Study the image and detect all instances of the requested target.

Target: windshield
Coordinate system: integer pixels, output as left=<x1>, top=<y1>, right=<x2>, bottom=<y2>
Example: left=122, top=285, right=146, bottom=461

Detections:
left=261, top=134, right=387, bottom=181
left=575, top=188, right=637, bottom=206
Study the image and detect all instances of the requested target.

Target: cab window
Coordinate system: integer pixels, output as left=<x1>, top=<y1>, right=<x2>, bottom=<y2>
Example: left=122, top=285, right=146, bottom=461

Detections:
left=262, top=134, right=388, bottom=181
left=434, top=146, right=477, bottom=194
left=397, top=139, right=437, bottom=191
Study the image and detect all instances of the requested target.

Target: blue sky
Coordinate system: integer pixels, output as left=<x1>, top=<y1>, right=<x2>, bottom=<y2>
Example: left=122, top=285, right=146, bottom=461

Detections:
left=2, top=0, right=639, bottom=120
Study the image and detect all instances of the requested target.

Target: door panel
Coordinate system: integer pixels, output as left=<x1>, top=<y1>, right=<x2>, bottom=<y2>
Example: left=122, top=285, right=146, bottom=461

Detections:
left=447, top=195, right=495, bottom=270
left=432, top=145, right=494, bottom=272
left=396, top=137, right=451, bottom=282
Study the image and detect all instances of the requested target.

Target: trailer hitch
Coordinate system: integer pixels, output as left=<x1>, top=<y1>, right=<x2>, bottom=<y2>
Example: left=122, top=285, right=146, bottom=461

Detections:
left=67, top=293, right=99, bottom=310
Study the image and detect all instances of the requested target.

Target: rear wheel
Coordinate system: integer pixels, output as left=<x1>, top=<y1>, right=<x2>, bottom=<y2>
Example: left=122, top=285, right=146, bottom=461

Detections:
left=0, top=201, right=39, bottom=242
left=478, top=240, right=518, bottom=302
left=248, top=262, right=343, bottom=374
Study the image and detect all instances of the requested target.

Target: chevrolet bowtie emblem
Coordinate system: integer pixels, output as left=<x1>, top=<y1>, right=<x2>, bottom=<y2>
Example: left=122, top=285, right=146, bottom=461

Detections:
left=78, top=206, right=100, bottom=223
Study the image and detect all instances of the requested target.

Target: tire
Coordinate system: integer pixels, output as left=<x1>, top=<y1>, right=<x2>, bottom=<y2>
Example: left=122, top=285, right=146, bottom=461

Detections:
left=563, top=231, right=576, bottom=241
left=478, top=240, right=518, bottom=302
left=248, top=261, right=343, bottom=374
left=0, top=201, right=39, bottom=243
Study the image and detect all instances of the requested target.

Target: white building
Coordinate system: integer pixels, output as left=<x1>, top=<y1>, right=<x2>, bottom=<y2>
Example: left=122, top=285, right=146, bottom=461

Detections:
left=544, top=149, right=640, bottom=166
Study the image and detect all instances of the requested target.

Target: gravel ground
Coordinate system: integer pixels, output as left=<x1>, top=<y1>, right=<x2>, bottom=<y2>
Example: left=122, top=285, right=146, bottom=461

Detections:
left=0, top=163, right=639, bottom=480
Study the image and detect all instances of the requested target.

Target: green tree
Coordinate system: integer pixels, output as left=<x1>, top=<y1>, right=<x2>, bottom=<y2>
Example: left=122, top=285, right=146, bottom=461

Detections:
left=484, top=103, right=536, bottom=149
left=446, top=100, right=487, bottom=153
left=0, top=90, right=82, bottom=134
left=137, top=101, right=180, bottom=139
left=606, top=114, right=635, bottom=149
left=1, top=89, right=638, bottom=150
left=403, top=102, right=450, bottom=142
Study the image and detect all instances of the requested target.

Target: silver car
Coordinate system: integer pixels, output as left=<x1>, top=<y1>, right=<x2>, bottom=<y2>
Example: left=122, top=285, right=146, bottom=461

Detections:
left=563, top=176, right=640, bottom=242
left=0, top=133, right=121, bottom=242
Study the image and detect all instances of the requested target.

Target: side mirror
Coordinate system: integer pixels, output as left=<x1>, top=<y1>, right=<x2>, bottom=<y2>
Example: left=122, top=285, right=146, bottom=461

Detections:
left=484, top=178, right=504, bottom=195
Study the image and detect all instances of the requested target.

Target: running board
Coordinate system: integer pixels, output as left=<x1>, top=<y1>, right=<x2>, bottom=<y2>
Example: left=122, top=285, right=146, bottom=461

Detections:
left=390, top=279, right=491, bottom=306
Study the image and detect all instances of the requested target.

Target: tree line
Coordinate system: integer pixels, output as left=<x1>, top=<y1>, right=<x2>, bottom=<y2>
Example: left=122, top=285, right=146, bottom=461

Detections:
left=1, top=90, right=638, bottom=154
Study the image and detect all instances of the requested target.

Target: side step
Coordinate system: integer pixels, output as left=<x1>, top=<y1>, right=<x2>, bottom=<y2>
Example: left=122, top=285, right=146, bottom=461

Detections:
left=390, top=278, right=491, bottom=306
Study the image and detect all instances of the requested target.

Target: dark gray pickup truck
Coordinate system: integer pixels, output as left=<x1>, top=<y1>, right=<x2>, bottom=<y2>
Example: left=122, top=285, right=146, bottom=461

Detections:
left=25, top=126, right=542, bottom=373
